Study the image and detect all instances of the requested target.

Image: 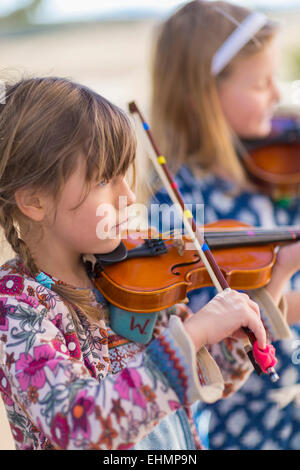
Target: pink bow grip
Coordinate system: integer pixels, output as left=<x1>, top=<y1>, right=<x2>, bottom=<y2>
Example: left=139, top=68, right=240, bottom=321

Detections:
left=252, top=341, right=277, bottom=373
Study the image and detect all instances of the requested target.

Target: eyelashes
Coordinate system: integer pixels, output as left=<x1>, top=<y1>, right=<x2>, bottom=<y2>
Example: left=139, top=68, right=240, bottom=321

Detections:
left=97, top=178, right=109, bottom=187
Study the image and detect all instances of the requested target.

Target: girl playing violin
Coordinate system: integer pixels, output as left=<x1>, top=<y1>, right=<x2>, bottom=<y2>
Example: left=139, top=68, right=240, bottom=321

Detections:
left=0, top=75, right=283, bottom=450
left=150, top=0, right=300, bottom=450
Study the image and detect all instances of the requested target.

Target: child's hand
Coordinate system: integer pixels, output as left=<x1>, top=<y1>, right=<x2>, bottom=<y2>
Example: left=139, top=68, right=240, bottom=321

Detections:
left=273, top=241, right=300, bottom=278
left=265, top=240, right=300, bottom=305
left=183, top=289, right=266, bottom=352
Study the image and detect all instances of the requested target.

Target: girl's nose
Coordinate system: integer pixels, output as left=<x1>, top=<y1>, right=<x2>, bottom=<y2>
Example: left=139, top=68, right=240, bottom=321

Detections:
left=271, top=78, right=281, bottom=104
left=118, top=177, right=136, bottom=209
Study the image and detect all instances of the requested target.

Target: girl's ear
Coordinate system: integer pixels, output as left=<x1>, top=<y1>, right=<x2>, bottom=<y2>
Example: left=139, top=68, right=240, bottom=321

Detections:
left=14, top=187, right=47, bottom=222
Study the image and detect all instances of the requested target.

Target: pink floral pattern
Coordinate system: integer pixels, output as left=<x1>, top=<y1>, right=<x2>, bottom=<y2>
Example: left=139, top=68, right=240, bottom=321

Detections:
left=71, top=390, right=95, bottom=440
left=0, top=369, right=13, bottom=406
left=0, top=256, right=253, bottom=450
left=64, top=332, right=81, bottom=359
left=51, top=413, right=70, bottom=448
left=0, top=297, right=10, bottom=331
left=0, top=275, right=24, bottom=296
left=15, top=292, right=40, bottom=309
left=114, top=369, right=147, bottom=409
left=15, top=345, right=61, bottom=391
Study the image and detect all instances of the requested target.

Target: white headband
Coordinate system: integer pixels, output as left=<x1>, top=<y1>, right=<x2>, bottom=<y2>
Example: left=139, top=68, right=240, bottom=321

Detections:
left=211, top=11, right=269, bottom=76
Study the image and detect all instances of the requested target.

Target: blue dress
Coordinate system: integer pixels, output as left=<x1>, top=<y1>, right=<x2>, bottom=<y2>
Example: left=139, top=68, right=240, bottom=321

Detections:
left=153, top=165, right=300, bottom=450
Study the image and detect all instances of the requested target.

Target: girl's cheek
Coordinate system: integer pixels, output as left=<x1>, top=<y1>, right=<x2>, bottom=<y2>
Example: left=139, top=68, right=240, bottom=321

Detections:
left=248, top=107, right=272, bottom=137
left=252, top=89, right=274, bottom=115
left=254, top=97, right=273, bottom=127
left=244, top=94, right=268, bottom=123
left=95, top=207, right=118, bottom=240
left=232, top=102, right=267, bottom=138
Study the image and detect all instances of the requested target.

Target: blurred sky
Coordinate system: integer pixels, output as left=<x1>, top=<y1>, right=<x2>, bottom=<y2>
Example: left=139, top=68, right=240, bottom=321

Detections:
left=1, top=0, right=300, bottom=23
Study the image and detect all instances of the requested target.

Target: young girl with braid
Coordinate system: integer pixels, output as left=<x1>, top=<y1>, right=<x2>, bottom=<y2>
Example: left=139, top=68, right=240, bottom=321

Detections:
left=0, top=74, right=286, bottom=451
left=150, top=0, right=300, bottom=450
left=0, top=75, right=299, bottom=450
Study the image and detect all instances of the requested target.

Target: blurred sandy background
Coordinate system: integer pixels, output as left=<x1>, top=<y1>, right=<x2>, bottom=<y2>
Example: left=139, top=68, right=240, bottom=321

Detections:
left=0, top=5, right=300, bottom=449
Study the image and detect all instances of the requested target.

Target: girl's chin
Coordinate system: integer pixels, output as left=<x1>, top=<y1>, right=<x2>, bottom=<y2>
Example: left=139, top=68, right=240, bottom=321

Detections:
left=240, top=123, right=272, bottom=140
left=97, top=237, right=122, bottom=254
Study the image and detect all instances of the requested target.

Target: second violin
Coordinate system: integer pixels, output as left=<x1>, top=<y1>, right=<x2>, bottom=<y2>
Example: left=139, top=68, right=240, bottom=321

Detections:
left=240, top=113, right=300, bottom=202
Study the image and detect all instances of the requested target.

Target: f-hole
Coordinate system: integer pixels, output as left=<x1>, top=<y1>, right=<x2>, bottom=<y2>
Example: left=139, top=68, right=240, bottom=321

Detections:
left=171, top=254, right=201, bottom=276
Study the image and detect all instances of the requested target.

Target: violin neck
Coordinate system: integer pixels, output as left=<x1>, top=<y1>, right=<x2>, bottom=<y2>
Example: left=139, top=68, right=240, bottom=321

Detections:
left=204, top=227, right=300, bottom=249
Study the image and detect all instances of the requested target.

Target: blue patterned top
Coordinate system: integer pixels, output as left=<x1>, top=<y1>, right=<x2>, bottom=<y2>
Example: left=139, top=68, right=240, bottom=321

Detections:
left=153, top=164, right=300, bottom=450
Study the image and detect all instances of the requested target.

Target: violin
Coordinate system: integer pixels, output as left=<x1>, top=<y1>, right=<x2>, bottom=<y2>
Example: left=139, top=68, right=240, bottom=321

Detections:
left=91, top=101, right=282, bottom=381
left=240, top=113, right=300, bottom=202
left=93, top=220, right=300, bottom=313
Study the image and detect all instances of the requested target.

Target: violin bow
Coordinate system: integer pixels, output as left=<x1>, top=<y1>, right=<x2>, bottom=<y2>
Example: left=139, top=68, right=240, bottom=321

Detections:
left=129, top=101, right=279, bottom=383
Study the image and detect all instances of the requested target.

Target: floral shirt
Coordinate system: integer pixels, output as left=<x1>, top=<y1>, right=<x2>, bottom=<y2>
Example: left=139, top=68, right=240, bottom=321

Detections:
left=154, top=164, right=300, bottom=450
left=0, top=255, right=256, bottom=450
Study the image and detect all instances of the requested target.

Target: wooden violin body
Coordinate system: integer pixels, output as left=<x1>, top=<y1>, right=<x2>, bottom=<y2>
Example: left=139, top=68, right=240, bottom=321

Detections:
left=94, top=220, right=300, bottom=313
left=241, top=114, right=300, bottom=199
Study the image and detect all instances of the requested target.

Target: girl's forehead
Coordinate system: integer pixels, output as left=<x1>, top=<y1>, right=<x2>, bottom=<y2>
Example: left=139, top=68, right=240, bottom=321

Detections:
left=231, top=41, right=279, bottom=80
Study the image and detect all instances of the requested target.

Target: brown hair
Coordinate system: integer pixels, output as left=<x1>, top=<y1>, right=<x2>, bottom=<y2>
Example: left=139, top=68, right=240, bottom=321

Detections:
left=0, top=75, right=136, bottom=324
left=150, top=0, right=278, bottom=185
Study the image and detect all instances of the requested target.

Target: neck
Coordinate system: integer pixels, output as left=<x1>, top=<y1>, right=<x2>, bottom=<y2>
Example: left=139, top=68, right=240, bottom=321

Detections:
left=204, top=226, right=300, bottom=249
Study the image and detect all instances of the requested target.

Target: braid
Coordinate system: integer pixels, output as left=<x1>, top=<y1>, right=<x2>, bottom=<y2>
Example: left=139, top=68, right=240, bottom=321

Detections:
left=0, top=207, right=39, bottom=276
left=0, top=207, right=104, bottom=326
left=0, top=76, right=136, bottom=327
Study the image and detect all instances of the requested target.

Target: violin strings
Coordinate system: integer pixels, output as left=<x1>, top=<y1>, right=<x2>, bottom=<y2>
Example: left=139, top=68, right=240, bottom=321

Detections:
left=158, top=228, right=300, bottom=245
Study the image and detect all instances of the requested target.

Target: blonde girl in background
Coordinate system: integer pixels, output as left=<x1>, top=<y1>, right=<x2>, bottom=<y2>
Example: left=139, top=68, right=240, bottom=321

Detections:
left=150, top=0, right=300, bottom=450
left=1, top=75, right=293, bottom=450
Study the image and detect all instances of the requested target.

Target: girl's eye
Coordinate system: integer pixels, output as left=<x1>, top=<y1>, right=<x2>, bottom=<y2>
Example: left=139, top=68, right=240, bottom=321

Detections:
left=97, top=179, right=109, bottom=187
